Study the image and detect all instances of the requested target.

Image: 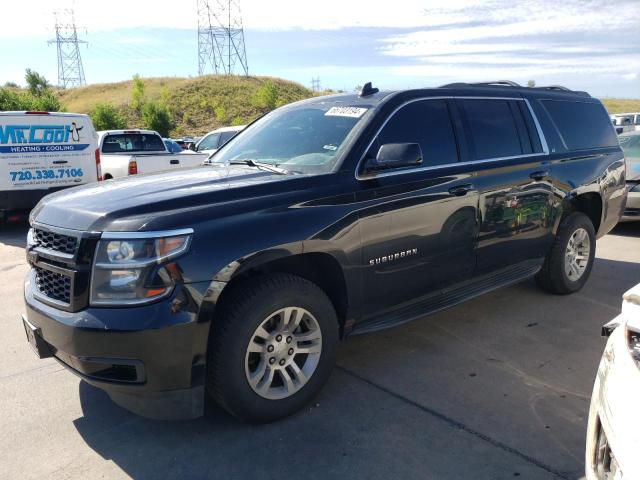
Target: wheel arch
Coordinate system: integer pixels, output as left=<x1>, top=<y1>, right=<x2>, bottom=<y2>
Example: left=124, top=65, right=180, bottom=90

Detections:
left=204, top=249, right=352, bottom=338
left=556, top=190, right=603, bottom=236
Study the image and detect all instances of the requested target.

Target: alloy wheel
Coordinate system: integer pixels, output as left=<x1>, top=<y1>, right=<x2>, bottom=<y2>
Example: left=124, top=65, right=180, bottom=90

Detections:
left=564, top=227, right=591, bottom=281
left=245, top=307, right=322, bottom=400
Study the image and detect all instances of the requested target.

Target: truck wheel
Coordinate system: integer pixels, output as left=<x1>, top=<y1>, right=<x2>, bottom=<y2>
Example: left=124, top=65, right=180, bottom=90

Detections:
left=207, top=273, right=339, bottom=423
left=536, top=212, right=596, bottom=294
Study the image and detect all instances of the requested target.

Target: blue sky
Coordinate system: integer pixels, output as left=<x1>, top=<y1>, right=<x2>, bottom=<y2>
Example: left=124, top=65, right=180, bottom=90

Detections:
left=1, top=0, right=639, bottom=97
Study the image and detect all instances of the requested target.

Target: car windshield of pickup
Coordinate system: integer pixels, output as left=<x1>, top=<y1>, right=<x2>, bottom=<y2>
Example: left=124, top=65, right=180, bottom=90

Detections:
left=211, top=104, right=371, bottom=174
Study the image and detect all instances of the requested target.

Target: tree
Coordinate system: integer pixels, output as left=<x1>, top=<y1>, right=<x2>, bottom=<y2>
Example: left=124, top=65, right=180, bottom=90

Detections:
left=25, top=69, right=51, bottom=96
left=130, top=74, right=146, bottom=113
left=90, top=103, right=126, bottom=130
left=3, top=81, right=19, bottom=88
left=527, top=79, right=536, bottom=88
left=141, top=101, right=174, bottom=137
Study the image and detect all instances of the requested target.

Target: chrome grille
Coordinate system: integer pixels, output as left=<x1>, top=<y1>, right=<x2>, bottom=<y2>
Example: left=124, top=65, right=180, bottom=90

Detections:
left=34, top=266, right=72, bottom=304
left=33, top=228, right=77, bottom=255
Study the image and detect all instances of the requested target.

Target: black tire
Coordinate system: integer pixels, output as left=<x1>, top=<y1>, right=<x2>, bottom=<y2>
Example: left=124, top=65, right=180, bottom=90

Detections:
left=536, top=211, right=596, bottom=294
left=206, top=273, right=339, bottom=423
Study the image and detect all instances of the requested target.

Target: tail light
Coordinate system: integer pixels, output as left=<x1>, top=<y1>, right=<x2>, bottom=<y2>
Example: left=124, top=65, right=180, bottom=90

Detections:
left=95, top=148, right=103, bottom=181
left=128, top=160, right=138, bottom=175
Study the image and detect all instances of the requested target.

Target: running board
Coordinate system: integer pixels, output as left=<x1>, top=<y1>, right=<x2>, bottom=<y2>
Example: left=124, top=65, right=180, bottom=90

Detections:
left=351, top=260, right=542, bottom=335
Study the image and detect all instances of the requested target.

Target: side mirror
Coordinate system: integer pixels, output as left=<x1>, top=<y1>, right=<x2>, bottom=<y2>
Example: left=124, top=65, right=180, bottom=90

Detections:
left=189, top=143, right=197, bottom=152
left=365, top=143, right=422, bottom=173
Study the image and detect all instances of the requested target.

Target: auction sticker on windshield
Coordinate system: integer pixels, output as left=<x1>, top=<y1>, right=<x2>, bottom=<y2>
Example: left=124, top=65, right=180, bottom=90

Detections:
left=0, top=115, right=97, bottom=190
left=325, top=107, right=368, bottom=118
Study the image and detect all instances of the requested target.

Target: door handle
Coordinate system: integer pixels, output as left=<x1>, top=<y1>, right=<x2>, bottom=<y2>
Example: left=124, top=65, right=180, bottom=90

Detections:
left=529, top=170, right=548, bottom=181
left=448, top=184, right=473, bottom=196
left=170, top=159, right=180, bottom=165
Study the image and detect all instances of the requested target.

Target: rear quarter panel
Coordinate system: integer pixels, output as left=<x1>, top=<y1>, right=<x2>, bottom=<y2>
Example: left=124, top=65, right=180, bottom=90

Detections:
left=527, top=94, right=626, bottom=237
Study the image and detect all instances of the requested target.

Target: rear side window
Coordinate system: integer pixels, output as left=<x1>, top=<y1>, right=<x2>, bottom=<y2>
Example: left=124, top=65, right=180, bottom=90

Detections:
left=219, top=130, right=239, bottom=147
left=102, top=133, right=165, bottom=153
left=541, top=100, right=618, bottom=150
left=458, top=99, right=525, bottom=160
left=374, top=99, right=458, bottom=166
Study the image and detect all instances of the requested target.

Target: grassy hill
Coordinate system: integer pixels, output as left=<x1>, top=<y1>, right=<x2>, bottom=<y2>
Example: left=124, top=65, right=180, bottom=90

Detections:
left=55, top=76, right=640, bottom=137
left=58, top=75, right=316, bottom=136
left=600, top=98, right=640, bottom=115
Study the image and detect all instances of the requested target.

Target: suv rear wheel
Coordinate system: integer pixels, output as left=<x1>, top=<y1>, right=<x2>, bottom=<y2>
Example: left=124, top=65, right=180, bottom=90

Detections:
left=207, top=273, right=339, bottom=423
left=536, top=211, right=596, bottom=294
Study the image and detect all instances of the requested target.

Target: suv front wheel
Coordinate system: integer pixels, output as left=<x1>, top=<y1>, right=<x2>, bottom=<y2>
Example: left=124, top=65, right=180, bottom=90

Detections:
left=207, top=273, right=339, bottom=423
left=536, top=211, right=596, bottom=294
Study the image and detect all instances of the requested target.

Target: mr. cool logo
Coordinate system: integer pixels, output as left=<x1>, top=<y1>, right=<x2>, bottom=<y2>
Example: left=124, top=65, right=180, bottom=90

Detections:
left=0, top=124, right=80, bottom=145
left=0, top=124, right=88, bottom=153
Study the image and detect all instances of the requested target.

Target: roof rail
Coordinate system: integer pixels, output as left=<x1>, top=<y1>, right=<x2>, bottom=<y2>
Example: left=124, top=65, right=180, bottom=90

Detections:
left=440, top=80, right=521, bottom=88
left=438, top=81, right=591, bottom=97
left=536, top=85, right=570, bottom=92
left=534, top=85, right=591, bottom=97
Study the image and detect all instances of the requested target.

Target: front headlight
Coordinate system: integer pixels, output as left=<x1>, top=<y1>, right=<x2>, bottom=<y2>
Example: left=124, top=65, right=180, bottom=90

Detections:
left=626, top=323, right=640, bottom=366
left=90, top=229, right=193, bottom=306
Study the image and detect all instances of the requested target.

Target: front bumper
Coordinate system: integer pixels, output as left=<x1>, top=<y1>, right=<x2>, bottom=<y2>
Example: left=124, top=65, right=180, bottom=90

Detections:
left=24, top=273, right=212, bottom=419
left=585, top=324, right=640, bottom=479
left=621, top=190, right=640, bottom=221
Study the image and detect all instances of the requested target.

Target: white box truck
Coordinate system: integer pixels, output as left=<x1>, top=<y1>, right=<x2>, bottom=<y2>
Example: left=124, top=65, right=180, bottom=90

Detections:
left=0, top=111, right=101, bottom=221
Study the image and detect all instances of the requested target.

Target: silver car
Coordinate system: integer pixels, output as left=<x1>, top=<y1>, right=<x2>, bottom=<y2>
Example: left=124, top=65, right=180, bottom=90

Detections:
left=620, top=132, right=640, bottom=221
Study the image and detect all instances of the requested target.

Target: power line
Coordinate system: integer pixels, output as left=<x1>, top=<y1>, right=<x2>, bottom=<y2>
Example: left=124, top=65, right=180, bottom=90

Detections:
left=47, top=8, right=87, bottom=88
left=311, top=77, right=321, bottom=93
left=197, top=0, right=248, bottom=76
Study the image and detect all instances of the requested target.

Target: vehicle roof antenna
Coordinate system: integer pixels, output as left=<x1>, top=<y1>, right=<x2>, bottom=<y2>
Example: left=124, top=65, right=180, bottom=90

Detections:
left=359, top=82, right=379, bottom=97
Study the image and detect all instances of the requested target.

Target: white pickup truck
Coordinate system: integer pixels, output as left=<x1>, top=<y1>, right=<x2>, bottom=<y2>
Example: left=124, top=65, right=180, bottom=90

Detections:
left=99, top=129, right=208, bottom=179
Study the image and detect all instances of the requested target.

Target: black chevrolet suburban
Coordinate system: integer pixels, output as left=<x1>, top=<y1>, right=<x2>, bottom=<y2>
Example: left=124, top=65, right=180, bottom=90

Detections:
left=22, top=81, right=626, bottom=422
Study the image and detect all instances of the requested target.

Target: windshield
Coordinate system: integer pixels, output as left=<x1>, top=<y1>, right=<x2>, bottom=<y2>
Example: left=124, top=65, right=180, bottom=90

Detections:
left=212, top=104, right=370, bottom=174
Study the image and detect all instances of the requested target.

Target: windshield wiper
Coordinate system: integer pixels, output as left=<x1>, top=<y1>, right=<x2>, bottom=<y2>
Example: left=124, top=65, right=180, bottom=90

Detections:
left=227, top=159, right=289, bottom=175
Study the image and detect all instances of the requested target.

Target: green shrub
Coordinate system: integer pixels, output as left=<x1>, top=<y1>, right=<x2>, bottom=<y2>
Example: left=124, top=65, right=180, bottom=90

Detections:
left=214, top=105, right=227, bottom=122
left=141, top=101, right=174, bottom=137
left=0, top=88, right=23, bottom=110
left=0, top=87, right=62, bottom=112
left=29, top=91, right=63, bottom=112
left=90, top=103, right=126, bottom=130
left=253, top=81, right=279, bottom=110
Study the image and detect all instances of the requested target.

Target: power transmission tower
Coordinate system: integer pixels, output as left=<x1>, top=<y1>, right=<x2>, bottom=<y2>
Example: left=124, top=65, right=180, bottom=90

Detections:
left=47, top=9, right=87, bottom=88
left=197, top=0, right=248, bottom=76
left=311, top=77, right=321, bottom=93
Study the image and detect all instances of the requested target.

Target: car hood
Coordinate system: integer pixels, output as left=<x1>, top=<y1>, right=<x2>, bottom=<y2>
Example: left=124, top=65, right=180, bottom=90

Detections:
left=31, top=165, right=291, bottom=232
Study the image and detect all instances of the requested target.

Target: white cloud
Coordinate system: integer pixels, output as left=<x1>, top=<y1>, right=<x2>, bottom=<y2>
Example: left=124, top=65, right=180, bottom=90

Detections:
left=622, top=73, right=638, bottom=81
left=375, top=0, right=640, bottom=81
